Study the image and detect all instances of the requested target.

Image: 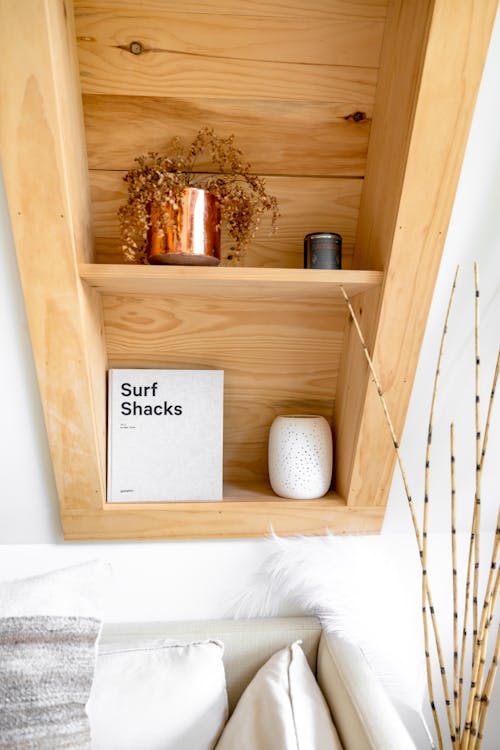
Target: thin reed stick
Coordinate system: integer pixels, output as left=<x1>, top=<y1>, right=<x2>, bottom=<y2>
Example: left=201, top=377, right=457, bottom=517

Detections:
left=451, top=423, right=460, bottom=739
left=340, top=285, right=456, bottom=747
left=422, top=266, right=459, bottom=747
left=461, top=344, right=500, bottom=748
left=475, top=623, right=500, bottom=750
left=466, top=514, right=500, bottom=748
left=460, top=266, right=483, bottom=740
left=460, top=517, right=476, bottom=730
left=472, top=263, right=481, bottom=671
left=480, top=351, right=500, bottom=472
left=462, top=298, right=500, bottom=749
left=470, top=572, right=499, bottom=749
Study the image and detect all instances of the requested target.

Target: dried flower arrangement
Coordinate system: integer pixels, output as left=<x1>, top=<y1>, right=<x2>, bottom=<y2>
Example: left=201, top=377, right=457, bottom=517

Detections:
left=341, top=265, right=499, bottom=750
left=118, top=127, right=279, bottom=264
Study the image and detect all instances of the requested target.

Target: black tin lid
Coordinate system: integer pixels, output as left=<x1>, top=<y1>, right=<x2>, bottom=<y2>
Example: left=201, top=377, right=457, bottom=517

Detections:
left=304, top=232, right=342, bottom=243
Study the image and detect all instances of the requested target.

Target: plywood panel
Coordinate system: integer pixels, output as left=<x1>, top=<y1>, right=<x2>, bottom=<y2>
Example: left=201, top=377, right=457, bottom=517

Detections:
left=337, top=0, right=498, bottom=506
left=82, top=95, right=371, bottom=176
left=74, top=1, right=386, bottom=69
left=89, top=170, right=362, bottom=267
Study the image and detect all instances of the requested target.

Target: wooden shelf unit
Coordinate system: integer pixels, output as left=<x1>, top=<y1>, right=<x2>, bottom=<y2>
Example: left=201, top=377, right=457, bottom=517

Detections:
left=1, top=0, right=497, bottom=539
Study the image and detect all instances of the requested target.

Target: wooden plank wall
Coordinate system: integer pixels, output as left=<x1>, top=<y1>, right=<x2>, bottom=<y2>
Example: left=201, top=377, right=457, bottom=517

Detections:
left=74, top=0, right=388, bottom=266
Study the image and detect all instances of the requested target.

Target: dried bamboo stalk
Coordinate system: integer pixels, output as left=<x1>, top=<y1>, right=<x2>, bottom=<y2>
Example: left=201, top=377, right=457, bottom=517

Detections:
left=472, top=264, right=481, bottom=669
left=460, top=267, right=483, bottom=739
left=474, top=622, right=500, bottom=750
left=470, top=570, right=499, bottom=749
left=451, top=423, right=460, bottom=739
left=478, top=564, right=500, bottom=740
left=459, top=516, right=476, bottom=730
left=426, top=625, right=444, bottom=750
left=422, top=266, right=459, bottom=748
left=462, top=291, right=500, bottom=750
left=466, top=516, right=500, bottom=748
left=340, top=285, right=455, bottom=747
left=480, top=351, right=500, bottom=472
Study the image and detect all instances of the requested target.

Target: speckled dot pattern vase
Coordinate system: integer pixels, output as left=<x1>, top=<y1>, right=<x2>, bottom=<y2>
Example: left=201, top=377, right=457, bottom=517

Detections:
left=268, top=415, right=333, bottom=500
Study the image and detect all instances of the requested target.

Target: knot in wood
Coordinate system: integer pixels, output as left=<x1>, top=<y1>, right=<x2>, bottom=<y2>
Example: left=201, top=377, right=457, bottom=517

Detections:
left=129, top=41, right=143, bottom=55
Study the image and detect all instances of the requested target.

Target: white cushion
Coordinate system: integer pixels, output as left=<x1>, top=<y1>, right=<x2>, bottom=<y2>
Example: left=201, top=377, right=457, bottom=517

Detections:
left=215, top=641, right=343, bottom=749
left=88, top=640, right=228, bottom=750
left=0, top=559, right=110, bottom=618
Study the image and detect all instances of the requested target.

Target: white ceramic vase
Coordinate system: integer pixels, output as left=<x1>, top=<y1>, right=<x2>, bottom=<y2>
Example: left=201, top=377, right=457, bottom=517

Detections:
left=268, top=415, right=333, bottom=500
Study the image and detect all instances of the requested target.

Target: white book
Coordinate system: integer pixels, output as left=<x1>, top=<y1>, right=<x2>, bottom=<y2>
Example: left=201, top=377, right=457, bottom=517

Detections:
left=107, top=369, right=223, bottom=502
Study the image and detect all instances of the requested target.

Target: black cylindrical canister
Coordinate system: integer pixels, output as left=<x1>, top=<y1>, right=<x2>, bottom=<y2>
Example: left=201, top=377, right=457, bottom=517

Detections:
left=304, top=232, right=342, bottom=269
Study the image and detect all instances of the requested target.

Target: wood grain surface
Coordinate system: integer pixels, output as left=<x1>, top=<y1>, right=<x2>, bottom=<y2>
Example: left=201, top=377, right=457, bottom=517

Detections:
left=74, top=1, right=386, bottom=70
left=82, top=95, right=371, bottom=177
left=77, top=44, right=377, bottom=102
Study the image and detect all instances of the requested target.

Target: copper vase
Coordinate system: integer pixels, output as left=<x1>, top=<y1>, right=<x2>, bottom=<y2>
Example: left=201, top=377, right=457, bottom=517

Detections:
left=147, top=187, right=220, bottom=265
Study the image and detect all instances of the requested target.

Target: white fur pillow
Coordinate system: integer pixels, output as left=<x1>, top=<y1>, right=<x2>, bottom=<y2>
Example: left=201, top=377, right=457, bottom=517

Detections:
left=88, top=640, right=228, bottom=750
left=215, top=641, right=342, bottom=749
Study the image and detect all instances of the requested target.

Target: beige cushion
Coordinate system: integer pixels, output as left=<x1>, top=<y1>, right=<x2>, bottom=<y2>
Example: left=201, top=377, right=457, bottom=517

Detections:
left=317, top=632, right=417, bottom=750
left=88, top=640, right=228, bottom=750
left=215, top=641, right=343, bottom=749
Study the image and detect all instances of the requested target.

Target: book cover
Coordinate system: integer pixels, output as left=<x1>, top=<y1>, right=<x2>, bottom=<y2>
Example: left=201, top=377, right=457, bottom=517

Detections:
left=107, top=369, right=223, bottom=502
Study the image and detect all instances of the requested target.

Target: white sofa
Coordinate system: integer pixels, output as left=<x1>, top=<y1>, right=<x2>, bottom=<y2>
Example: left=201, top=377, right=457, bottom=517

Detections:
left=99, top=616, right=417, bottom=750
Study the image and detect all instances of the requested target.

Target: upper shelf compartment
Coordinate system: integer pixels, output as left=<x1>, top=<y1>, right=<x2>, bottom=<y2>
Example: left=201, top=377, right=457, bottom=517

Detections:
left=79, top=264, right=383, bottom=301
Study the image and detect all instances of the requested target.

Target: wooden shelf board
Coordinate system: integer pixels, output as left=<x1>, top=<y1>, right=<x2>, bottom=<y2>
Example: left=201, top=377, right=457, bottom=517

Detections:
left=79, top=264, right=383, bottom=300
left=104, top=480, right=343, bottom=507
left=60, top=480, right=384, bottom=539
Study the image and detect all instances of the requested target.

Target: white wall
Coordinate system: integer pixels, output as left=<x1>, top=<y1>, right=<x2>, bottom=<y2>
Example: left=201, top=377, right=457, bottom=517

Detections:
left=1, top=10, right=499, bottom=748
